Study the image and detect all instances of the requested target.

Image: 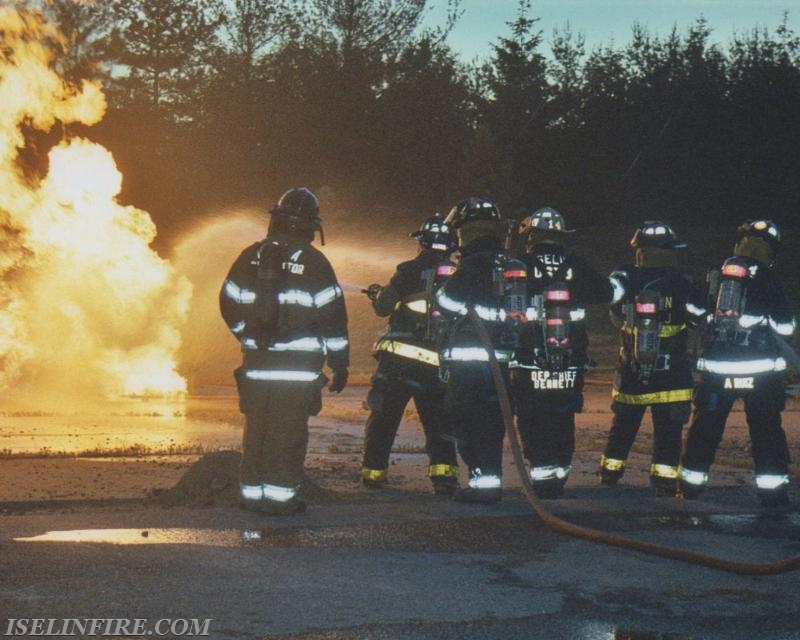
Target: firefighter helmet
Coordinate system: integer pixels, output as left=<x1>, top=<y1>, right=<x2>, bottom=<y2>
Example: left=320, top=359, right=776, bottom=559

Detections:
left=517, top=207, right=575, bottom=236
left=410, top=215, right=458, bottom=253
left=269, top=187, right=322, bottom=231
left=444, top=197, right=502, bottom=228
left=737, top=219, right=781, bottom=249
left=630, top=221, right=687, bottom=249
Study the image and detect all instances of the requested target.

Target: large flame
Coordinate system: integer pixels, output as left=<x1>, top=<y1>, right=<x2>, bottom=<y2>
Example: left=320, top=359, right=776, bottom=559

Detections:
left=0, top=7, right=191, bottom=399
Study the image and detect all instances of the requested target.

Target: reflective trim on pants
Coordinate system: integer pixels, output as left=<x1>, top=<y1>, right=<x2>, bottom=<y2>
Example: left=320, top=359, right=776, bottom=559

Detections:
left=755, top=474, right=790, bottom=490
left=600, top=455, right=625, bottom=472
left=679, top=466, right=708, bottom=486
left=428, top=464, right=459, bottom=478
left=361, top=467, right=387, bottom=481
left=468, top=473, right=502, bottom=489
left=531, top=465, right=571, bottom=481
left=240, top=483, right=262, bottom=501
left=262, top=483, right=298, bottom=502
left=651, top=463, right=678, bottom=479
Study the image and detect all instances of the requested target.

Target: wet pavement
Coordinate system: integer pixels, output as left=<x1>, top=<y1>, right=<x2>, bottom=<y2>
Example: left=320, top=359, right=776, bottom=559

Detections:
left=2, top=389, right=800, bottom=639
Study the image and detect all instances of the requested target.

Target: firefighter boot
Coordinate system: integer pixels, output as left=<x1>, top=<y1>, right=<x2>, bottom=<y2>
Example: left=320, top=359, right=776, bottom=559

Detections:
left=758, top=485, right=790, bottom=508
left=361, top=468, right=388, bottom=490
left=255, top=497, right=307, bottom=516
left=651, top=476, right=678, bottom=498
left=453, top=469, right=502, bottom=504
left=677, top=479, right=703, bottom=500
left=453, top=486, right=502, bottom=504
left=533, top=479, right=565, bottom=500
left=431, top=476, right=459, bottom=497
left=599, top=468, right=623, bottom=487
left=599, top=455, right=625, bottom=486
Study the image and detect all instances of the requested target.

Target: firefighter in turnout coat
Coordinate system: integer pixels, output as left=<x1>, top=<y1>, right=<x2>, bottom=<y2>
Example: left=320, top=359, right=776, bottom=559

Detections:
left=220, top=187, right=349, bottom=515
left=360, top=215, right=460, bottom=494
left=436, top=197, right=518, bottom=504
left=679, top=219, right=796, bottom=507
left=511, top=207, right=621, bottom=499
left=599, top=222, right=704, bottom=496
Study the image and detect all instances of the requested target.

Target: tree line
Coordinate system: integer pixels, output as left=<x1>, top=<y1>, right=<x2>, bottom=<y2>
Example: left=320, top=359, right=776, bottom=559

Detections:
left=20, top=0, right=800, bottom=242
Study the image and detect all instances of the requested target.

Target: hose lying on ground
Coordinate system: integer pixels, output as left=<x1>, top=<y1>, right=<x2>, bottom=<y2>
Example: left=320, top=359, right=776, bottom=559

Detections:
left=467, top=307, right=800, bottom=576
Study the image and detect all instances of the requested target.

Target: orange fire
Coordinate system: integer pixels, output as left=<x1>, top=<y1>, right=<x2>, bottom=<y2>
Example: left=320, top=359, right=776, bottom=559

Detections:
left=0, top=7, right=191, bottom=398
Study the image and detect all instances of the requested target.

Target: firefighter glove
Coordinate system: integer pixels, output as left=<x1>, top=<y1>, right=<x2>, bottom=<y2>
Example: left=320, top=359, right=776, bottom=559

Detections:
left=329, top=368, right=349, bottom=393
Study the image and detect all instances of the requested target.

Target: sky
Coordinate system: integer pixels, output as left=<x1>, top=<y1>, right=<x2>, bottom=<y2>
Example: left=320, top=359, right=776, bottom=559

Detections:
left=427, top=0, right=799, bottom=60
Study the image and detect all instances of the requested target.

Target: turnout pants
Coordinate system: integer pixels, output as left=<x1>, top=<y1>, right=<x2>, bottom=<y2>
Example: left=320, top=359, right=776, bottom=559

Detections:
left=236, top=371, right=320, bottom=488
left=444, top=361, right=508, bottom=480
left=362, top=353, right=457, bottom=481
left=512, top=368, right=584, bottom=491
left=681, top=373, right=790, bottom=484
left=601, top=364, right=693, bottom=487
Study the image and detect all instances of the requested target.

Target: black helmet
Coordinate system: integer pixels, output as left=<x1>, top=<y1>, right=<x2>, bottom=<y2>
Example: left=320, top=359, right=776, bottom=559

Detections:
left=630, top=221, right=687, bottom=249
left=444, top=197, right=502, bottom=228
left=517, top=207, right=575, bottom=236
left=410, top=215, right=458, bottom=253
left=737, top=219, right=781, bottom=249
left=270, top=187, right=321, bottom=230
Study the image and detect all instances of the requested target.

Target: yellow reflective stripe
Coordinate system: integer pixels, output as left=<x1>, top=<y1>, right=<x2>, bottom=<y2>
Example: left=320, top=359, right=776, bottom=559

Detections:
left=428, top=464, right=459, bottom=478
left=405, top=299, right=428, bottom=314
left=375, top=339, right=440, bottom=366
left=623, top=323, right=687, bottom=338
left=650, top=463, right=678, bottom=479
left=361, top=468, right=387, bottom=481
left=612, top=388, right=694, bottom=405
left=600, top=455, right=625, bottom=472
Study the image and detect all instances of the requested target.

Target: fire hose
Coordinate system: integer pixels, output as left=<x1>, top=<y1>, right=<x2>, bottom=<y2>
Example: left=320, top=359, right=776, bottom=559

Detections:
left=466, top=307, right=800, bottom=575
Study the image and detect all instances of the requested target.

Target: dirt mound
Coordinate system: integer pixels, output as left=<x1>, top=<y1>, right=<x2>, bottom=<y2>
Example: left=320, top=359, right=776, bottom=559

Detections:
left=152, top=450, right=241, bottom=507
left=152, top=450, right=352, bottom=507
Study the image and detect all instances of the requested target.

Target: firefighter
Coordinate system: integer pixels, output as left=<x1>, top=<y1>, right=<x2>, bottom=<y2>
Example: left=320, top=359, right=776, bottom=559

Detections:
left=220, top=187, right=349, bottom=515
left=511, top=207, right=622, bottom=499
left=436, top=197, right=518, bottom=503
left=599, top=221, right=704, bottom=496
left=360, top=215, right=460, bottom=494
left=679, top=219, right=796, bottom=507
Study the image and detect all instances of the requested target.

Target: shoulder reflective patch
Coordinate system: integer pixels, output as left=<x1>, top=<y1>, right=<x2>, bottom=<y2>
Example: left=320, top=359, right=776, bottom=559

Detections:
left=436, top=291, right=467, bottom=315
left=685, top=302, right=706, bottom=316
left=325, top=336, right=349, bottom=352
left=314, top=285, right=342, bottom=307
left=224, top=280, right=256, bottom=304
left=769, top=317, right=796, bottom=336
left=609, top=276, right=625, bottom=304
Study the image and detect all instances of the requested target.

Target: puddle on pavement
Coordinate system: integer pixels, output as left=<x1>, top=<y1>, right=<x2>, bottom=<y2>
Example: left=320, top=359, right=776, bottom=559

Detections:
left=653, top=511, right=800, bottom=538
left=13, top=516, right=561, bottom=554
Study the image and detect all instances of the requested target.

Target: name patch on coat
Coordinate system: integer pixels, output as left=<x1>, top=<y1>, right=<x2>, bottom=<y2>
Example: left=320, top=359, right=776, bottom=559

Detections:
left=723, top=376, right=754, bottom=390
left=531, top=370, right=578, bottom=389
